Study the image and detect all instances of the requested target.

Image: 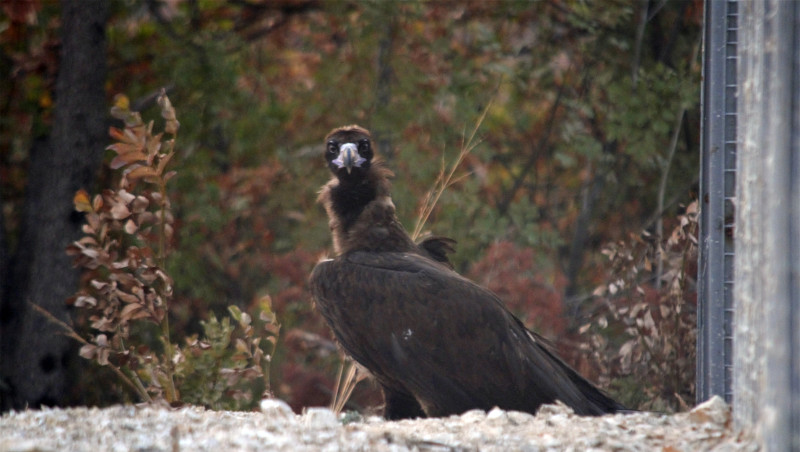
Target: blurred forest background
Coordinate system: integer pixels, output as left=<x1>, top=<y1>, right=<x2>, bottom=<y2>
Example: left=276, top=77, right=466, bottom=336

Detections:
left=0, top=0, right=701, bottom=414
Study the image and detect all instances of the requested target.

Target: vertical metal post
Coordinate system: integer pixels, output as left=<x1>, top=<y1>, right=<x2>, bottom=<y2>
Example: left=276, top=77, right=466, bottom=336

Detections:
left=735, top=1, right=799, bottom=448
left=698, top=0, right=737, bottom=405
left=792, top=6, right=800, bottom=447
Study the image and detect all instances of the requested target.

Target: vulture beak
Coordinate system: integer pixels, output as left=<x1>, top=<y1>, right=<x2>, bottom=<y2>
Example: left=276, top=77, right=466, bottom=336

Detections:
left=333, top=142, right=366, bottom=174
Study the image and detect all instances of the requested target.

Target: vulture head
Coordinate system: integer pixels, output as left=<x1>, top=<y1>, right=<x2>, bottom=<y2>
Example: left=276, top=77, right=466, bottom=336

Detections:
left=324, top=125, right=374, bottom=183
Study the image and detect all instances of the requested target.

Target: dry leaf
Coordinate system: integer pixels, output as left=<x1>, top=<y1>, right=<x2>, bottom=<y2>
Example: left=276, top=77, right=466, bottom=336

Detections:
left=74, top=189, right=92, bottom=213
left=110, top=203, right=131, bottom=220
left=126, top=166, right=160, bottom=181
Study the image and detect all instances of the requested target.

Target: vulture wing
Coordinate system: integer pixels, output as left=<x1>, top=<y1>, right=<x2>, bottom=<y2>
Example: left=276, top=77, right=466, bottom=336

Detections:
left=416, top=236, right=457, bottom=268
left=310, top=250, right=624, bottom=418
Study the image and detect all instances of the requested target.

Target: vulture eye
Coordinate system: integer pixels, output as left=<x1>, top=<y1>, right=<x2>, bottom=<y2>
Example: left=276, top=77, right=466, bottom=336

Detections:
left=326, top=141, right=338, bottom=156
left=357, top=139, right=371, bottom=155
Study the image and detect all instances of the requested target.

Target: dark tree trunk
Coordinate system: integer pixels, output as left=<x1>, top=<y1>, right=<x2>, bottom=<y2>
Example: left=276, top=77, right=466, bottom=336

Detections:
left=0, top=0, right=107, bottom=411
left=0, top=188, right=6, bottom=404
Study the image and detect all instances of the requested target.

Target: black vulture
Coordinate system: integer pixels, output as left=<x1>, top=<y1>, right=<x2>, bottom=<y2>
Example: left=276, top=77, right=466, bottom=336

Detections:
left=310, top=125, right=626, bottom=419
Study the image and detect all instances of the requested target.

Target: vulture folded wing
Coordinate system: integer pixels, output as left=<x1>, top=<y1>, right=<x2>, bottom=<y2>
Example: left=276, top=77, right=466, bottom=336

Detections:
left=310, top=251, right=622, bottom=417
left=416, top=236, right=457, bottom=267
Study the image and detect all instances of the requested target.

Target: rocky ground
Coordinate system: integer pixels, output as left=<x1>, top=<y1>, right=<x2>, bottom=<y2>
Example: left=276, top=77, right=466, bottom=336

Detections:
left=0, top=396, right=757, bottom=451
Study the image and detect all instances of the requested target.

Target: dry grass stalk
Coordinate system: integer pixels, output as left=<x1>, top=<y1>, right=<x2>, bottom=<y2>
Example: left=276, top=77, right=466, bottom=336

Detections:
left=411, top=100, right=491, bottom=241
left=330, top=357, right=365, bottom=414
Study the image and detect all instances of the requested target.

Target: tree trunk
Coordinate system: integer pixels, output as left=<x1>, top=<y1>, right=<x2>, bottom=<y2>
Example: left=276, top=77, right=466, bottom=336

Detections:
left=0, top=0, right=107, bottom=410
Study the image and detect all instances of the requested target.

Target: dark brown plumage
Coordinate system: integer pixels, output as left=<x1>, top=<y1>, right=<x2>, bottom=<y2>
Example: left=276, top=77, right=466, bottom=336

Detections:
left=310, top=125, right=625, bottom=419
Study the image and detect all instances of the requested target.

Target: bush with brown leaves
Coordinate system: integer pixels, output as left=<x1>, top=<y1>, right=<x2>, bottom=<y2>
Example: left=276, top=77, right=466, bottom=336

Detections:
left=579, top=202, right=698, bottom=412
left=63, top=91, right=279, bottom=409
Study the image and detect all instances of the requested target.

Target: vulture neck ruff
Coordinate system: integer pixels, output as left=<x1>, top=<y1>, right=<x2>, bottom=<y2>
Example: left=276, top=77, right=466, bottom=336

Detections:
left=329, top=177, right=377, bottom=234
left=320, top=162, right=415, bottom=256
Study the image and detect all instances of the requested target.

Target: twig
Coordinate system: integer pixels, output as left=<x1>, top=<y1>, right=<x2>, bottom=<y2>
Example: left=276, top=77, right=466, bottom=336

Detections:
left=495, top=82, right=565, bottom=216
left=30, top=303, right=152, bottom=402
left=654, top=109, right=684, bottom=289
left=30, top=303, right=87, bottom=345
left=631, top=0, right=649, bottom=88
left=155, top=90, right=178, bottom=403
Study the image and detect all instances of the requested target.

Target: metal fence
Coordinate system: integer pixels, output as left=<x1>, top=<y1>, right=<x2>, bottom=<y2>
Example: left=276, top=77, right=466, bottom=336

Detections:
left=699, top=1, right=800, bottom=447
left=697, top=0, right=737, bottom=405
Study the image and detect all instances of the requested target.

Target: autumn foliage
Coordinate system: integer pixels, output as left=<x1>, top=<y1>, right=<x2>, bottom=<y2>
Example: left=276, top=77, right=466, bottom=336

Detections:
left=2, top=1, right=702, bottom=412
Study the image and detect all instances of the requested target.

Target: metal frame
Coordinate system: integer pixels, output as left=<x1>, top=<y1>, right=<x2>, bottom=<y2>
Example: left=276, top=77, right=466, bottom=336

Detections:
left=697, top=0, right=737, bottom=405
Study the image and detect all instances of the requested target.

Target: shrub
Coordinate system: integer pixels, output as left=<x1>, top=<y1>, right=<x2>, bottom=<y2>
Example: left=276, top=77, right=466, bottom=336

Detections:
left=579, top=202, right=698, bottom=411
left=63, top=91, right=279, bottom=409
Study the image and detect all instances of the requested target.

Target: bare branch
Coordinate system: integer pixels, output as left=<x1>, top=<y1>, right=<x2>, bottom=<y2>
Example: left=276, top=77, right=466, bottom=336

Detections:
left=496, top=83, right=566, bottom=216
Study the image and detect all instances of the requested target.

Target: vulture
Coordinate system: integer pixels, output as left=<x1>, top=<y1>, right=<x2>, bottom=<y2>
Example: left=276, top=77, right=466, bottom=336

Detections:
left=310, top=125, right=626, bottom=420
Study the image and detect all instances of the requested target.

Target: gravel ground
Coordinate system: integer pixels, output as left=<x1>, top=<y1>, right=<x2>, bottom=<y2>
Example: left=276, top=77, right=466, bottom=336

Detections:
left=0, top=396, right=757, bottom=451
